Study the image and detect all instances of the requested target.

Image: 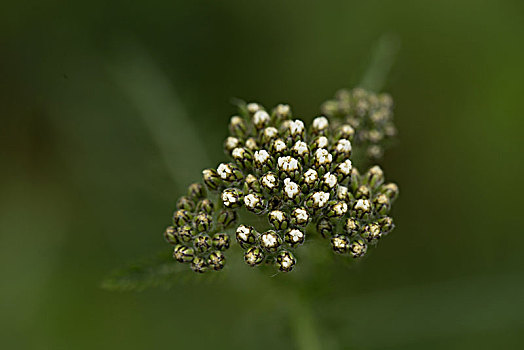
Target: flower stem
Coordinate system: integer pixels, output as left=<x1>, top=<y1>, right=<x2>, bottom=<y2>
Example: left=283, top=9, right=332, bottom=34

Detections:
left=290, top=294, right=322, bottom=350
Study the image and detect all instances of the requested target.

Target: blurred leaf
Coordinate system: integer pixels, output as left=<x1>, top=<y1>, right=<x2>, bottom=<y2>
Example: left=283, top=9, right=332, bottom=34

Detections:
left=318, top=272, right=524, bottom=349
left=101, top=251, right=204, bottom=292
left=107, top=43, right=211, bottom=187
left=360, top=33, right=401, bottom=92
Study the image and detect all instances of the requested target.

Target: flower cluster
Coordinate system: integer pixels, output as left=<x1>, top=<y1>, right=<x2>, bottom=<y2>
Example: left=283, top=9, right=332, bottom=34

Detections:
left=321, top=88, right=396, bottom=160
left=165, top=184, right=236, bottom=273
left=164, top=92, right=399, bottom=273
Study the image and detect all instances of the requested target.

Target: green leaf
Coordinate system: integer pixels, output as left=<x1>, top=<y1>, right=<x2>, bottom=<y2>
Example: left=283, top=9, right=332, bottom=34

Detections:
left=107, top=43, right=211, bottom=187
left=101, top=251, right=191, bottom=292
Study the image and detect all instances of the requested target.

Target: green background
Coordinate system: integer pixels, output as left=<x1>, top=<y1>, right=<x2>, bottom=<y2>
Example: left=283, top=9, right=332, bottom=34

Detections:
left=1, top=0, right=523, bottom=349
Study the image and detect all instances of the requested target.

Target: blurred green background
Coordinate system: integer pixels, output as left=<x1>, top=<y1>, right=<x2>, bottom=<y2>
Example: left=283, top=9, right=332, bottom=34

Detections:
left=1, top=0, right=524, bottom=349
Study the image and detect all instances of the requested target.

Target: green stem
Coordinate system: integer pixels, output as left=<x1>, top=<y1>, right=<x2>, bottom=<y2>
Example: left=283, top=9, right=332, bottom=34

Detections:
left=290, top=294, right=322, bottom=350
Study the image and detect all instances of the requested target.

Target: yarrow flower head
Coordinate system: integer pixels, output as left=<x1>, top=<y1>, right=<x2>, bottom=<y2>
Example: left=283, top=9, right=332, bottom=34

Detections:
left=163, top=93, right=399, bottom=274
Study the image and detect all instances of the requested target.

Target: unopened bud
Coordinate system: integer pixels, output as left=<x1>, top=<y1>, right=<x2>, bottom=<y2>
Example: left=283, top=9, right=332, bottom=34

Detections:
left=276, top=251, right=296, bottom=272
left=173, top=245, right=194, bottom=263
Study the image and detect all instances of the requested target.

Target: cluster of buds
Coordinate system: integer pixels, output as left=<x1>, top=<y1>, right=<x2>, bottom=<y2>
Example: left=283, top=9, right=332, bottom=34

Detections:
left=163, top=91, right=399, bottom=274
left=321, top=88, right=396, bottom=160
left=165, top=183, right=236, bottom=273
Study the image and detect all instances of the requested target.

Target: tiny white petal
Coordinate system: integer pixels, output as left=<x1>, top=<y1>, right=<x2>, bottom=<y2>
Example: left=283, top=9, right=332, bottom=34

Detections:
left=225, top=137, right=239, bottom=150
left=315, top=148, right=332, bottom=165
left=276, top=104, right=290, bottom=115
left=270, top=210, right=285, bottom=222
left=278, top=156, right=299, bottom=171
left=355, top=199, right=371, bottom=212
left=312, top=192, right=330, bottom=207
left=247, top=103, right=261, bottom=113
left=336, top=139, right=352, bottom=153
left=237, top=225, right=251, bottom=241
left=261, top=173, right=277, bottom=188
left=334, top=202, right=348, bottom=215
left=253, top=110, right=270, bottom=126
left=244, top=194, right=259, bottom=208
left=289, top=120, right=305, bottom=135
left=254, top=149, right=270, bottom=164
left=338, top=159, right=352, bottom=175
left=261, top=232, right=278, bottom=247
left=293, top=141, right=309, bottom=156
left=274, top=139, right=287, bottom=152
left=323, top=172, right=337, bottom=188
left=283, top=178, right=300, bottom=198
left=264, top=127, right=278, bottom=138
left=217, top=163, right=232, bottom=179
left=294, top=208, right=309, bottom=222
left=288, top=229, right=304, bottom=243
left=232, top=147, right=245, bottom=158
left=304, top=169, right=318, bottom=184
left=312, top=116, right=329, bottom=130
left=317, top=136, right=329, bottom=149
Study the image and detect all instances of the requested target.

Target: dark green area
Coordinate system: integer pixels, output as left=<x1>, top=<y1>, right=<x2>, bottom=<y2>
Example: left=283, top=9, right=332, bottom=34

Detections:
left=1, top=0, right=523, bottom=349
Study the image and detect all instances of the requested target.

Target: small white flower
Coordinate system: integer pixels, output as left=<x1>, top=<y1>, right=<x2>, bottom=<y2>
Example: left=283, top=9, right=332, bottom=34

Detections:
left=293, top=141, right=309, bottom=156
left=376, top=193, right=389, bottom=205
left=261, top=173, right=277, bottom=189
left=237, top=225, right=251, bottom=241
left=222, top=190, right=239, bottom=206
left=323, top=172, right=337, bottom=188
left=217, top=163, right=232, bottom=180
left=304, top=169, right=318, bottom=184
left=264, top=127, right=278, bottom=139
left=232, top=147, right=245, bottom=158
left=383, top=183, right=399, bottom=195
left=278, top=156, right=299, bottom=172
left=354, top=199, right=371, bottom=212
left=312, top=116, right=329, bottom=130
left=350, top=241, right=367, bottom=257
left=245, top=251, right=258, bottom=264
left=202, top=169, right=215, bottom=178
left=333, top=202, right=348, bottom=216
left=315, top=148, right=332, bottom=165
left=254, top=149, right=270, bottom=164
left=245, top=138, right=258, bottom=150
left=312, top=191, right=330, bottom=207
left=368, top=223, right=381, bottom=237
left=317, top=136, right=329, bottom=149
left=293, top=208, right=309, bottom=223
left=247, top=103, right=261, bottom=113
left=244, top=193, right=260, bottom=209
left=338, top=159, right=352, bottom=175
left=273, top=139, right=287, bottom=152
left=230, top=116, right=243, bottom=126
left=336, top=139, right=352, bottom=153
left=270, top=210, right=285, bottom=222
left=288, top=120, right=305, bottom=136
left=340, top=124, right=355, bottom=137
left=225, top=137, right=239, bottom=150
left=276, top=104, right=290, bottom=115
left=368, top=129, right=383, bottom=142
left=337, top=186, right=349, bottom=200
left=261, top=232, right=278, bottom=247
left=280, top=254, right=294, bottom=268
left=253, top=110, right=270, bottom=127
left=333, top=236, right=348, bottom=249
left=369, top=165, right=384, bottom=178
left=284, top=178, right=300, bottom=198
left=288, top=229, right=304, bottom=243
